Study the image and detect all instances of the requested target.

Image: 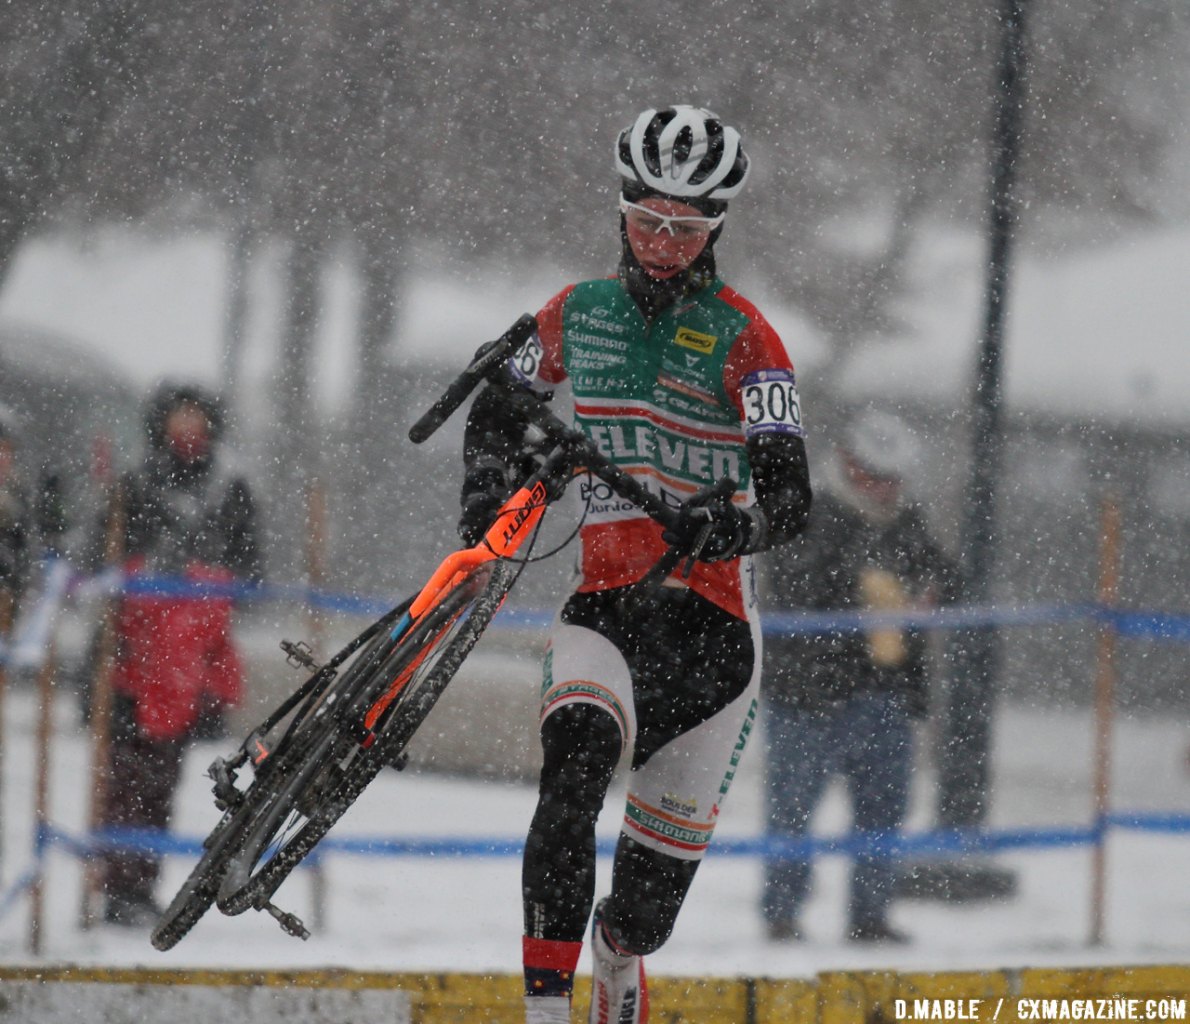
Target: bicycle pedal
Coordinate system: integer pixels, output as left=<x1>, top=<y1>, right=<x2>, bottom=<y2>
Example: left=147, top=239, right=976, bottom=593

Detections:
left=264, top=902, right=310, bottom=941
left=280, top=639, right=320, bottom=671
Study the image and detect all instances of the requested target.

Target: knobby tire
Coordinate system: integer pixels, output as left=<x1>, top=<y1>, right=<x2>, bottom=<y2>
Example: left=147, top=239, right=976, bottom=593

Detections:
left=150, top=802, right=252, bottom=950
left=150, top=608, right=405, bottom=948
left=216, top=558, right=516, bottom=917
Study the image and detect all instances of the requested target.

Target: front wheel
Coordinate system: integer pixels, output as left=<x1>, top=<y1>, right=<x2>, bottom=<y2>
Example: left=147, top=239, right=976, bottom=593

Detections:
left=150, top=798, right=254, bottom=951
left=216, top=557, right=516, bottom=918
left=152, top=602, right=407, bottom=948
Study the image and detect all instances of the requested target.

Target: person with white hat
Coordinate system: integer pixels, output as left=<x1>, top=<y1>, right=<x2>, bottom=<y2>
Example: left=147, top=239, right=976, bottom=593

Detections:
left=759, top=407, right=957, bottom=943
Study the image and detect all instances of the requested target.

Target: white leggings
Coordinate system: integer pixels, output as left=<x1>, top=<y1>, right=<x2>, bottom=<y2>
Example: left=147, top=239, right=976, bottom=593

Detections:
left=539, top=588, right=762, bottom=863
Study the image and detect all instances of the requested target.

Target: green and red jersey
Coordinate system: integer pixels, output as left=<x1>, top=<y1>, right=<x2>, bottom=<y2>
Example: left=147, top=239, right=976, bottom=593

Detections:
left=509, top=276, right=805, bottom=620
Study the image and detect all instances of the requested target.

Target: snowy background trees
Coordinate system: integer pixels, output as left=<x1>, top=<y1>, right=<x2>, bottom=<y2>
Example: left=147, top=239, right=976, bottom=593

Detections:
left=0, top=0, right=1188, bottom=972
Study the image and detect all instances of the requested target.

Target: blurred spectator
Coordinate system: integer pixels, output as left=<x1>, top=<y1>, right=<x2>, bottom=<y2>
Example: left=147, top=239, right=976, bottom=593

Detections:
left=0, top=409, right=34, bottom=635
left=34, top=470, right=68, bottom=557
left=759, top=408, right=958, bottom=943
left=89, top=383, right=261, bottom=927
left=0, top=409, right=34, bottom=642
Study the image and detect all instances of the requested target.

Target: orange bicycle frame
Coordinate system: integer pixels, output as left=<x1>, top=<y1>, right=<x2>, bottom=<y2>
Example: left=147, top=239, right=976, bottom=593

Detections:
left=361, top=479, right=550, bottom=730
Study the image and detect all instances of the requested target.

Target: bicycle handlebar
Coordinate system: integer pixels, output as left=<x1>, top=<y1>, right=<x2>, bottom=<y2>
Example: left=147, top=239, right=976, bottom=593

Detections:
left=407, top=313, right=538, bottom=444
left=409, top=315, right=738, bottom=542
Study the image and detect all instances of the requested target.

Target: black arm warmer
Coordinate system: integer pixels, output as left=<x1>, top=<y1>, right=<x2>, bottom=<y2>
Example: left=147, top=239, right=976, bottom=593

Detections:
left=743, top=432, right=813, bottom=553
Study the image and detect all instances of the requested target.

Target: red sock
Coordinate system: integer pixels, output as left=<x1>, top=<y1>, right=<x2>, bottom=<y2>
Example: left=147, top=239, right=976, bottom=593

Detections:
left=523, top=936, right=583, bottom=998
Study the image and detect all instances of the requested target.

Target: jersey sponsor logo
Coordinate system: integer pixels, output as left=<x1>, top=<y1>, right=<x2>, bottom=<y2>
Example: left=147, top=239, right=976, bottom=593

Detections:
left=568, top=310, right=629, bottom=336
left=582, top=421, right=743, bottom=486
left=568, top=329, right=630, bottom=353
left=740, top=368, right=805, bottom=438
left=625, top=800, right=714, bottom=849
left=714, top=697, right=758, bottom=813
left=652, top=386, right=726, bottom=420
left=660, top=792, right=699, bottom=819
left=656, top=372, right=720, bottom=407
left=577, top=477, right=642, bottom=521
left=574, top=373, right=632, bottom=391
left=673, top=326, right=717, bottom=355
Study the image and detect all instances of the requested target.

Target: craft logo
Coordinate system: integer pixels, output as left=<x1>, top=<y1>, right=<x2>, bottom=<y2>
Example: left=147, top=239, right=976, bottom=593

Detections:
left=674, top=326, right=717, bottom=354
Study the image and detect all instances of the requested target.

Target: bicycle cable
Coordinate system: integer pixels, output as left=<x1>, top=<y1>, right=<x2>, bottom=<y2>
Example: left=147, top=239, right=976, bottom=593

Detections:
left=479, top=464, right=596, bottom=567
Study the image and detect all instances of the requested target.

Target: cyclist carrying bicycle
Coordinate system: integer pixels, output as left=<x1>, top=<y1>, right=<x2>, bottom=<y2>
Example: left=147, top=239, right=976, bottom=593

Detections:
left=459, top=105, right=813, bottom=1024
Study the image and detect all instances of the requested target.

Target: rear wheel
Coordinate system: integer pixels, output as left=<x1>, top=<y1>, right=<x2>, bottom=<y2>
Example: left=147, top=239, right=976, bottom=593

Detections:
left=150, top=606, right=405, bottom=949
left=216, top=558, right=516, bottom=917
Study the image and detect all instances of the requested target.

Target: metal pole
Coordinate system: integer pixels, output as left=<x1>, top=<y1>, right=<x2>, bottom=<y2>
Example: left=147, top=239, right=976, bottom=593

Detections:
left=219, top=0, right=270, bottom=435
left=938, top=0, right=1029, bottom=833
left=1089, top=492, right=1121, bottom=945
left=220, top=219, right=252, bottom=433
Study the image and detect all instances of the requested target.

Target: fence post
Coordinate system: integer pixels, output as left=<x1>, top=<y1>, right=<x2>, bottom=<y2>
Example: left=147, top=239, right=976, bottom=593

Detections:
left=306, top=477, right=328, bottom=930
left=0, top=588, right=12, bottom=888
left=1089, top=491, right=1121, bottom=946
left=79, top=482, right=126, bottom=930
left=28, top=634, right=56, bottom=956
left=305, top=476, right=328, bottom=659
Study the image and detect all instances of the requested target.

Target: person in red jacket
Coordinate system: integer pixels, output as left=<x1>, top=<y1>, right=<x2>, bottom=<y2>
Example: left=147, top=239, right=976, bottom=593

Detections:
left=96, top=383, right=261, bottom=927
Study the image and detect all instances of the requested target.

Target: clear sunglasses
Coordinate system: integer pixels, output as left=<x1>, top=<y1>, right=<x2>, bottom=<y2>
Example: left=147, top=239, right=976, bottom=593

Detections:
left=618, top=197, right=725, bottom=239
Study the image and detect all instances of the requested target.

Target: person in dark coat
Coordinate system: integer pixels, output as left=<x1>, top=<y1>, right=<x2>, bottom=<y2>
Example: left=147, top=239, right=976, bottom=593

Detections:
left=94, top=383, right=261, bottom=927
left=0, top=411, right=34, bottom=617
left=760, top=408, right=958, bottom=944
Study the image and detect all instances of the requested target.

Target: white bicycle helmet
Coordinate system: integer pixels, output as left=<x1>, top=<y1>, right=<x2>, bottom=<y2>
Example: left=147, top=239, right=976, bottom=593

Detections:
left=843, top=409, right=922, bottom=479
left=615, top=105, right=750, bottom=205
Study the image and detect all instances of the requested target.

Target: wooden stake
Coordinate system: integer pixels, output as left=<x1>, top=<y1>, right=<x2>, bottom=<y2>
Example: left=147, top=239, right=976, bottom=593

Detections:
left=28, top=636, right=56, bottom=956
left=305, top=477, right=328, bottom=661
left=1089, top=491, right=1121, bottom=947
left=305, top=477, right=328, bottom=930
left=79, top=481, right=126, bottom=930
left=0, top=588, right=12, bottom=888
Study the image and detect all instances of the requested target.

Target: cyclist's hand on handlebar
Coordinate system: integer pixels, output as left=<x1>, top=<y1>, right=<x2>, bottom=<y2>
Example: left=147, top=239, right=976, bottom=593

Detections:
left=662, top=496, right=756, bottom=563
left=458, top=457, right=512, bottom=545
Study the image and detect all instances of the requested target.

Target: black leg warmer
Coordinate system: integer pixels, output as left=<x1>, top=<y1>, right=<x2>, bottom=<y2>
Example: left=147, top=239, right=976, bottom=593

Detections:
left=602, top=834, right=700, bottom=955
left=522, top=703, right=621, bottom=942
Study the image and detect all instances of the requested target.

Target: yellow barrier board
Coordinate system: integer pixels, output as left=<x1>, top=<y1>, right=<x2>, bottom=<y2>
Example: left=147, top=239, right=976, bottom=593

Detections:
left=0, top=964, right=1186, bottom=1024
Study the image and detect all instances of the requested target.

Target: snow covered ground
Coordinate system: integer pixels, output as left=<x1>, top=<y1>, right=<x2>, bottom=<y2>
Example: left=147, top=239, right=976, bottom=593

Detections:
left=1, top=663, right=1188, bottom=979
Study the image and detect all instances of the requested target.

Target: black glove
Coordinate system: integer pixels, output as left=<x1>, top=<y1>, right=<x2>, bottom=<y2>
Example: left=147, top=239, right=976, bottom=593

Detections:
left=661, top=498, right=762, bottom=563
left=457, top=457, right=512, bottom=545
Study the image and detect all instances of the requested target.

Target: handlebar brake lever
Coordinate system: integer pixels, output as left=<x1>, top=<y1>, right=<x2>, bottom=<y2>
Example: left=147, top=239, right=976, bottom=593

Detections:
left=680, top=520, right=715, bottom=579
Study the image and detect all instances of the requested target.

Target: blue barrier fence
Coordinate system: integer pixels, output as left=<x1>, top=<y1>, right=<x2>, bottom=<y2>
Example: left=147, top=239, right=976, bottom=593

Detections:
left=85, top=812, right=1190, bottom=858
left=1, top=563, right=1187, bottom=923
left=2, top=560, right=1187, bottom=669
left=82, top=570, right=1190, bottom=642
left=5, top=807, right=1190, bottom=924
